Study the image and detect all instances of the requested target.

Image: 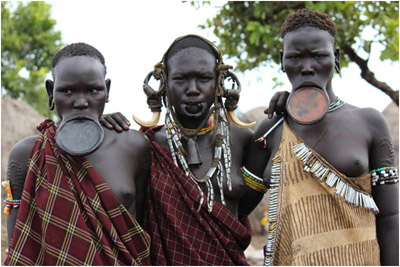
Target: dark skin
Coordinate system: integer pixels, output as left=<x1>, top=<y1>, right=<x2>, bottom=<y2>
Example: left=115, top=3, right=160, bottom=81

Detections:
left=102, top=48, right=261, bottom=217
left=101, top=54, right=289, bottom=217
left=6, top=55, right=151, bottom=245
left=245, top=27, right=398, bottom=265
left=157, top=48, right=252, bottom=217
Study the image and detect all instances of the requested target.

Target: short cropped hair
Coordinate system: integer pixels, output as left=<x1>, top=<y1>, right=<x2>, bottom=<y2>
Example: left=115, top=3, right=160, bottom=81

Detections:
left=280, top=8, right=337, bottom=39
left=165, top=36, right=218, bottom=67
left=52, top=42, right=107, bottom=74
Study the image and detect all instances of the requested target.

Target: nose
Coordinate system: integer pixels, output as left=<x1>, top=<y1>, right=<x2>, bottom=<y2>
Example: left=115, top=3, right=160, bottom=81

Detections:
left=186, top=79, right=200, bottom=96
left=73, top=95, right=89, bottom=109
left=301, top=58, right=314, bottom=76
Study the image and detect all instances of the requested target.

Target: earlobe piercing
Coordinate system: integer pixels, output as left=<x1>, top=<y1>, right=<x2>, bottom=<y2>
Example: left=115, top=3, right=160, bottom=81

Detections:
left=335, top=65, right=340, bottom=74
left=49, top=98, right=54, bottom=110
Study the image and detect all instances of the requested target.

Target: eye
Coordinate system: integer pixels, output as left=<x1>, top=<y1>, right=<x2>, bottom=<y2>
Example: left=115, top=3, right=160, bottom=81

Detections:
left=315, top=54, right=328, bottom=59
left=90, top=88, right=99, bottom=94
left=60, top=88, right=72, bottom=95
left=173, top=76, right=185, bottom=83
left=287, top=55, right=299, bottom=60
left=200, top=76, right=212, bottom=82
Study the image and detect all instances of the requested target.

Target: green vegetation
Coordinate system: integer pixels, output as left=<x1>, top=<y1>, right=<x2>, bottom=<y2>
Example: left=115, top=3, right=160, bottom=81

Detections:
left=2, top=1, right=63, bottom=117
left=192, top=1, right=399, bottom=104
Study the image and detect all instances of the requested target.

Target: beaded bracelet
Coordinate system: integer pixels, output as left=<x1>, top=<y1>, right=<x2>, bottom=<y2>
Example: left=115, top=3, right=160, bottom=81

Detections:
left=241, top=166, right=268, bottom=193
left=370, top=166, right=398, bottom=186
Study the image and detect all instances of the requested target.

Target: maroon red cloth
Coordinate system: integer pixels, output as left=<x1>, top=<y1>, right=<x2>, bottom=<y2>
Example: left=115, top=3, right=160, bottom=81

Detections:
left=142, top=126, right=252, bottom=266
left=5, top=119, right=151, bottom=266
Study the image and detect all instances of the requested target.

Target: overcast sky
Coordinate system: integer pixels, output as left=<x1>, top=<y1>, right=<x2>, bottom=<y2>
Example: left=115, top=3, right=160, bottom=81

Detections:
left=47, top=0, right=399, bottom=129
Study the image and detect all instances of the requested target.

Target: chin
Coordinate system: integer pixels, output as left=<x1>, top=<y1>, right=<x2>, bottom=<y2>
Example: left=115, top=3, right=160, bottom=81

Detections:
left=180, top=111, right=205, bottom=119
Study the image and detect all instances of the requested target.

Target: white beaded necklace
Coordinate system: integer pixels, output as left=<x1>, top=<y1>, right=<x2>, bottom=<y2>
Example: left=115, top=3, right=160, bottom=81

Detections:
left=165, top=104, right=232, bottom=213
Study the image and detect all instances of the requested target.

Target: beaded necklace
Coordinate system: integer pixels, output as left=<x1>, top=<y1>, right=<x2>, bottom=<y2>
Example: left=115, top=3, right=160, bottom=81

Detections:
left=177, top=116, right=214, bottom=135
left=165, top=104, right=232, bottom=213
left=328, top=98, right=345, bottom=112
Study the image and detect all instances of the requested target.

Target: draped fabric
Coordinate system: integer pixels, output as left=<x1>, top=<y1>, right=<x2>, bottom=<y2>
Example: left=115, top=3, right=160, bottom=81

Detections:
left=5, top=119, right=151, bottom=266
left=142, top=126, right=251, bottom=266
left=265, top=121, right=380, bottom=266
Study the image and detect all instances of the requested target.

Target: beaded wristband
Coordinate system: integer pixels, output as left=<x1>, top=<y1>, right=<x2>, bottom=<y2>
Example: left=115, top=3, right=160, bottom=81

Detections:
left=370, top=166, right=398, bottom=186
left=4, top=199, right=21, bottom=206
left=241, top=166, right=268, bottom=193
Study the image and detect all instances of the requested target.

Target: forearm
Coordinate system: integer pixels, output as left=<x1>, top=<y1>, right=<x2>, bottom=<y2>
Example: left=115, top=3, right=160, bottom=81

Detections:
left=7, top=208, right=19, bottom=247
left=376, top=212, right=399, bottom=265
left=238, top=187, right=265, bottom=216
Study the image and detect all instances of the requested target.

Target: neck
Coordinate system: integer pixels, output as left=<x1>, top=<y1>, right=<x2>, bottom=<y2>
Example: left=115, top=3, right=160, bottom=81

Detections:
left=176, top=113, right=210, bottom=130
left=325, top=82, right=337, bottom=104
left=176, top=115, right=214, bottom=138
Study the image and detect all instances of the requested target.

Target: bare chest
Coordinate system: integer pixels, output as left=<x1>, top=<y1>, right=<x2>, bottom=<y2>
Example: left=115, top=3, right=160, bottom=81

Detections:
left=85, top=142, right=138, bottom=216
left=265, top=119, right=372, bottom=181
left=155, top=128, right=247, bottom=208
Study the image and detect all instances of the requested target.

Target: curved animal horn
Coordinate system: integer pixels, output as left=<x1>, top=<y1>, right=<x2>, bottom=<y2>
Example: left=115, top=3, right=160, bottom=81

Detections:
left=226, top=111, right=256, bottom=129
left=132, top=112, right=160, bottom=128
left=133, top=71, right=164, bottom=128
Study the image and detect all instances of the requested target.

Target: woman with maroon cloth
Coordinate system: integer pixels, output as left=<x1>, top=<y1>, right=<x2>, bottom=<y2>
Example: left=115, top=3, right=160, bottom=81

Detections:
left=101, top=34, right=275, bottom=265
left=4, top=43, right=151, bottom=266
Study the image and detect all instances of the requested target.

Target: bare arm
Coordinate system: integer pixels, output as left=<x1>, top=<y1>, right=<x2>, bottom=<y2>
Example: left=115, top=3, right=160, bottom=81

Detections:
left=6, top=136, right=37, bottom=246
left=238, top=91, right=289, bottom=216
left=238, top=116, right=282, bottom=216
left=368, top=109, right=399, bottom=266
left=133, top=133, right=151, bottom=226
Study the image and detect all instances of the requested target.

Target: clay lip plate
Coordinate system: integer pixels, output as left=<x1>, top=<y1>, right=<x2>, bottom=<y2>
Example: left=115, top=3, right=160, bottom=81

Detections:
left=286, top=87, right=329, bottom=124
left=56, top=118, right=104, bottom=156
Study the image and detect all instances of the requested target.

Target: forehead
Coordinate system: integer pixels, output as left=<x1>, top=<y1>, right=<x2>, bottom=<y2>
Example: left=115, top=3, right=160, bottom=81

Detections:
left=283, top=27, right=335, bottom=51
left=167, top=47, right=216, bottom=74
left=53, top=56, right=105, bottom=81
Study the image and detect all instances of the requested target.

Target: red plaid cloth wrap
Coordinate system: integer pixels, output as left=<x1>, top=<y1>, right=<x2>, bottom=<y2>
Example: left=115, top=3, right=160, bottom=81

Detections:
left=5, top=119, right=151, bottom=266
left=142, top=126, right=251, bottom=266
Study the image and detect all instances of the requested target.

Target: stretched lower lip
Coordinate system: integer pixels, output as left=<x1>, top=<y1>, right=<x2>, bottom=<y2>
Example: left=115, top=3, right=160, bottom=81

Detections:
left=296, top=85, right=321, bottom=91
left=62, top=115, right=95, bottom=125
left=181, top=102, right=205, bottom=114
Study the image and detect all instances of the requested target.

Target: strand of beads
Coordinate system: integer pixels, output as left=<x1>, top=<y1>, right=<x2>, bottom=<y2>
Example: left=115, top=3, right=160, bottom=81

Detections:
left=328, top=98, right=345, bottom=112
left=371, top=167, right=398, bottom=186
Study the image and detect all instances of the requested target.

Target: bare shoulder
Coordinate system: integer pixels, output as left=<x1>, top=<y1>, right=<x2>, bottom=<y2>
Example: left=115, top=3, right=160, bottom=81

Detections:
left=7, top=135, right=38, bottom=195
left=110, top=129, right=151, bottom=153
left=254, top=115, right=284, bottom=138
left=345, top=104, right=389, bottom=134
left=9, top=135, right=39, bottom=164
left=231, top=124, right=253, bottom=144
left=345, top=104, right=385, bottom=122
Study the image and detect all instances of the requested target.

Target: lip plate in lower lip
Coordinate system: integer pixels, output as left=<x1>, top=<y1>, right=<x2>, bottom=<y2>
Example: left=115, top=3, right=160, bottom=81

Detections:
left=296, top=82, right=321, bottom=90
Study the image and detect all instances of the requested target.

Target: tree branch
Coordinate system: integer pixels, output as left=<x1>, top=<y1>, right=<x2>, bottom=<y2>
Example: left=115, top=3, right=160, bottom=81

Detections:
left=341, top=44, right=399, bottom=106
